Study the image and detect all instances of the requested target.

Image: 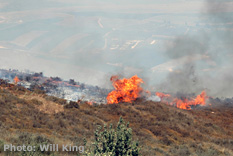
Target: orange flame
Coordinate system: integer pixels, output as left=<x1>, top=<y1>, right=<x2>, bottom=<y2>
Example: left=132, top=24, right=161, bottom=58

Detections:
left=156, top=92, right=171, bottom=100
left=87, top=101, right=93, bottom=106
left=14, top=76, right=20, bottom=84
left=107, top=75, right=144, bottom=104
left=156, top=91, right=208, bottom=110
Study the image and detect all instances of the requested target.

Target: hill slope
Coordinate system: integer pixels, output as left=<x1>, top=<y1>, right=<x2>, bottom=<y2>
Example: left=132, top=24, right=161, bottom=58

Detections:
left=0, top=79, right=232, bottom=156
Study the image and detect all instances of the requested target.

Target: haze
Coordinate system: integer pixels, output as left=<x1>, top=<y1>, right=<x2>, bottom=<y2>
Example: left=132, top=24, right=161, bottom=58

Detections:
left=0, top=0, right=233, bottom=97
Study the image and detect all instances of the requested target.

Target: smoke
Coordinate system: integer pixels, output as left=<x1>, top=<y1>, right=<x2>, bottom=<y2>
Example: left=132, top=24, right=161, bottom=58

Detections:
left=156, top=34, right=210, bottom=94
left=164, top=35, right=209, bottom=59
left=147, top=95, right=160, bottom=102
left=201, top=0, right=233, bottom=97
left=157, top=0, right=233, bottom=97
left=158, top=62, right=204, bottom=94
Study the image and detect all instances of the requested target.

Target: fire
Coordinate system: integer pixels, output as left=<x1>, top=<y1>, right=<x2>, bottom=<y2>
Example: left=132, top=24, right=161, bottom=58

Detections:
left=106, top=75, right=208, bottom=109
left=14, top=76, right=20, bottom=84
left=156, top=92, right=171, bottom=100
left=87, top=101, right=93, bottom=106
left=107, top=75, right=144, bottom=104
left=156, top=91, right=208, bottom=110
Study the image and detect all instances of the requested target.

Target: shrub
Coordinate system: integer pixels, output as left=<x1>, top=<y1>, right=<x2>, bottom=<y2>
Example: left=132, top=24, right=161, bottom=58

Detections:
left=30, top=99, right=43, bottom=105
left=169, top=145, right=191, bottom=156
left=45, top=96, right=67, bottom=105
left=0, top=140, right=4, bottom=153
left=8, top=132, right=54, bottom=156
left=86, top=117, right=140, bottom=156
left=64, top=101, right=79, bottom=109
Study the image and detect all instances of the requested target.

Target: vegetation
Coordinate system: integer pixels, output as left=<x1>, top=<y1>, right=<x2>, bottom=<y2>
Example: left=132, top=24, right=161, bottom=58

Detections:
left=0, top=79, right=232, bottom=155
left=84, top=117, right=140, bottom=156
left=4, top=133, right=53, bottom=156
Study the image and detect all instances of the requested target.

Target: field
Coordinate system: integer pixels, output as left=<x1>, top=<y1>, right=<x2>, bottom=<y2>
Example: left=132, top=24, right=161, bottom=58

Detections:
left=0, top=80, right=232, bottom=156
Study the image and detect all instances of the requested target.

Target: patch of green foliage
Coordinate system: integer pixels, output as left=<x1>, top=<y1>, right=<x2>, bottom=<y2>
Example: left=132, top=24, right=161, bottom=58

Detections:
left=84, top=117, right=140, bottom=156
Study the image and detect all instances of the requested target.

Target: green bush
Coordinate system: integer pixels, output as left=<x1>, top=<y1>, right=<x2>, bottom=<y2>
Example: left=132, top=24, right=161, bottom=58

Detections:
left=85, top=117, right=140, bottom=156
left=0, top=140, right=4, bottom=153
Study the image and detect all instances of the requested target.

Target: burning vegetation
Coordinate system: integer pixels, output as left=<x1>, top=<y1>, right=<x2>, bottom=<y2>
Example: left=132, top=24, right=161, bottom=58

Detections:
left=107, top=75, right=209, bottom=110
left=0, top=69, right=109, bottom=104
left=1, top=69, right=211, bottom=110
left=0, top=78, right=232, bottom=156
left=107, top=75, right=144, bottom=104
left=13, top=76, right=19, bottom=84
left=0, top=70, right=233, bottom=155
left=156, top=91, right=208, bottom=110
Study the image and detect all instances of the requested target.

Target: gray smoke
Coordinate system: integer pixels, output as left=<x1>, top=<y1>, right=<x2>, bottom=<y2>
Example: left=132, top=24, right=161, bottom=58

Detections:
left=157, top=0, right=233, bottom=97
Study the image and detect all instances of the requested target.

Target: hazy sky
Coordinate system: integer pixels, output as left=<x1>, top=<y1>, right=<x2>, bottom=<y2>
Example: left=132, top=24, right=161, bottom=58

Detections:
left=0, top=0, right=233, bottom=97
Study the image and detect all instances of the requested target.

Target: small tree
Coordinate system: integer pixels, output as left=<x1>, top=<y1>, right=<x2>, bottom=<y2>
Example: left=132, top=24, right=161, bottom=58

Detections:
left=91, top=117, right=140, bottom=156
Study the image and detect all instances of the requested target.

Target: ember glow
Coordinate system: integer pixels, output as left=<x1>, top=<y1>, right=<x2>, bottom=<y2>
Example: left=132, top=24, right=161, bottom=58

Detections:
left=107, top=75, right=144, bottom=104
left=156, top=91, right=208, bottom=110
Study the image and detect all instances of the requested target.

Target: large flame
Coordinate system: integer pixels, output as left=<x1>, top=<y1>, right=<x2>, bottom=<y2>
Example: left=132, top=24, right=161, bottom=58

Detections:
left=106, top=75, right=208, bottom=109
left=107, top=75, right=144, bottom=104
left=156, top=91, right=208, bottom=110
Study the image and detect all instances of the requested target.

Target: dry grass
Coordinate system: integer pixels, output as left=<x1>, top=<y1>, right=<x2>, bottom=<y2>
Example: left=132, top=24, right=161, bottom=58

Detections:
left=19, top=95, right=64, bottom=114
left=0, top=80, right=232, bottom=156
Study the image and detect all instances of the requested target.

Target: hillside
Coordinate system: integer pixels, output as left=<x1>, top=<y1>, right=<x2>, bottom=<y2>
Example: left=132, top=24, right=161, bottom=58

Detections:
left=0, top=69, right=109, bottom=104
left=0, top=79, right=232, bottom=156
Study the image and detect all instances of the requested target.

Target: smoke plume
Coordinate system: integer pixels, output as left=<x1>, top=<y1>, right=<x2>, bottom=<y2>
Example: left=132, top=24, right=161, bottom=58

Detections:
left=157, top=0, right=233, bottom=97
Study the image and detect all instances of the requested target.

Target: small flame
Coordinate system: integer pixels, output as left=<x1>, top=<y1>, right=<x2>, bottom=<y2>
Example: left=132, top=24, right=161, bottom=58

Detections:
left=87, top=101, right=93, bottom=105
left=156, top=91, right=208, bottom=110
left=107, top=75, right=144, bottom=104
left=156, top=92, right=171, bottom=100
left=14, top=76, right=20, bottom=84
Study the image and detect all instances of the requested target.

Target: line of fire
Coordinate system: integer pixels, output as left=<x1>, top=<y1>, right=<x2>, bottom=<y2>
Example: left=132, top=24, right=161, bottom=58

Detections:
left=0, top=69, right=216, bottom=110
